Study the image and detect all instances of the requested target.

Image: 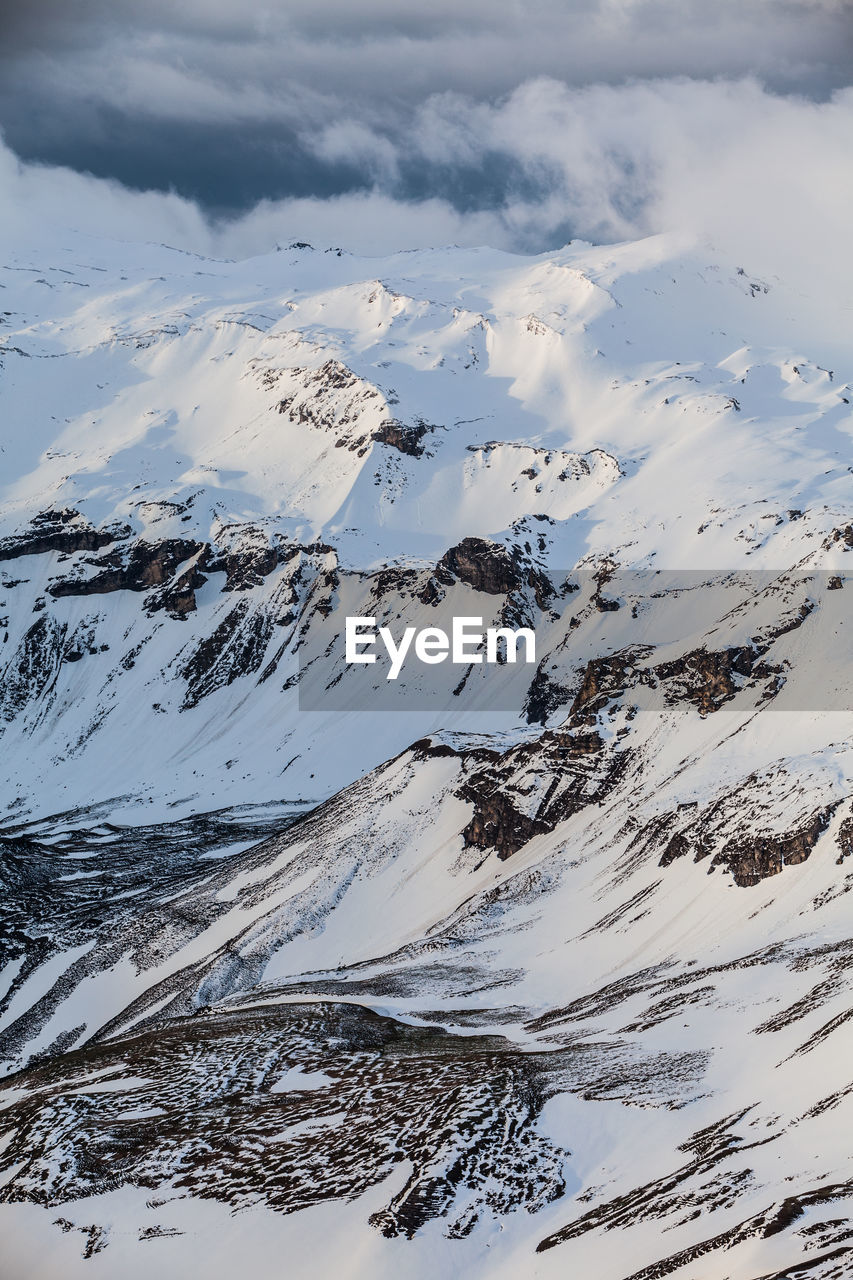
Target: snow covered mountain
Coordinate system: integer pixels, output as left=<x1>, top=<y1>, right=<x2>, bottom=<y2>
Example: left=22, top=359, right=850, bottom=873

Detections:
left=2, top=227, right=853, bottom=1279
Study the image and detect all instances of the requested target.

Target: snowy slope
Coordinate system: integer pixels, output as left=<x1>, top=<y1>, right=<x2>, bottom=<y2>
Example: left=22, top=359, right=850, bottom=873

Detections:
left=2, top=228, right=853, bottom=1279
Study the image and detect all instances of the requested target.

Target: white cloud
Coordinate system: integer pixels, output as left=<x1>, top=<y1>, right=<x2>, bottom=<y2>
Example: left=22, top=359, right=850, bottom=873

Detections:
left=3, top=74, right=853, bottom=332
left=216, top=191, right=509, bottom=257
left=0, top=141, right=210, bottom=249
left=0, top=136, right=511, bottom=258
left=6, top=0, right=853, bottom=114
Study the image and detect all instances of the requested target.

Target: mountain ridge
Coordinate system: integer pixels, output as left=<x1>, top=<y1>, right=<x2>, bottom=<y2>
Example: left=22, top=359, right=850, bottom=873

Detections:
left=2, top=228, right=853, bottom=1278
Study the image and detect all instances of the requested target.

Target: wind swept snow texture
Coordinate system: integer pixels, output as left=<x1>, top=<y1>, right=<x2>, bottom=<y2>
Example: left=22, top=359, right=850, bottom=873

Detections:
left=2, top=229, right=853, bottom=1278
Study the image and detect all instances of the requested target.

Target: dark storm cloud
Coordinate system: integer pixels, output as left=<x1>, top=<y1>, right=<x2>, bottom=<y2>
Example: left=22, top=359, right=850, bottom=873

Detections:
left=1, top=0, right=852, bottom=213
left=2, top=0, right=853, bottom=318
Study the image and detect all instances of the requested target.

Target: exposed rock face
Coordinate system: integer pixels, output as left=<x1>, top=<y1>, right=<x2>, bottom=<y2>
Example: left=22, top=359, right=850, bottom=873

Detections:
left=49, top=539, right=204, bottom=601
left=180, top=600, right=276, bottom=709
left=0, top=614, right=67, bottom=723
left=438, top=537, right=523, bottom=596
left=831, top=524, right=853, bottom=548
left=272, top=359, right=433, bottom=458
left=570, top=648, right=655, bottom=723
left=524, top=663, right=574, bottom=725
left=712, top=809, right=836, bottom=887
left=0, top=510, right=125, bottom=562
left=658, top=801, right=838, bottom=888
left=368, top=565, right=420, bottom=601
left=654, top=645, right=760, bottom=714
left=836, top=812, right=853, bottom=863
left=570, top=641, right=784, bottom=724
left=146, top=559, right=208, bottom=619
left=0, top=1002, right=570, bottom=1243
left=420, top=536, right=555, bottom=623
left=659, top=828, right=702, bottom=868
left=458, top=729, right=618, bottom=860
left=274, top=359, right=383, bottom=458
left=205, top=544, right=284, bottom=591
left=460, top=788, right=552, bottom=862
left=31, top=528, right=288, bottom=619
left=372, top=417, right=432, bottom=457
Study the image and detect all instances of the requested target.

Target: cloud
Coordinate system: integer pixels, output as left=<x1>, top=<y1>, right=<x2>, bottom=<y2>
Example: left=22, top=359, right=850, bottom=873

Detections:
left=3, top=74, right=853, bottom=307
left=1, top=0, right=852, bottom=212
left=2, top=4, right=853, bottom=329
left=0, top=139, right=211, bottom=250
left=0, top=135, right=512, bottom=258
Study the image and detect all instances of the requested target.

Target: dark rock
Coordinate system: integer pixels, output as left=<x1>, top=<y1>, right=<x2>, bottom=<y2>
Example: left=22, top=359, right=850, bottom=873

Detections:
left=418, top=572, right=452, bottom=606
left=147, top=561, right=208, bottom=620
left=181, top=600, right=274, bottom=708
left=659, top=831, right=696, bottom=868
left=0, top=511, right=127, bottom=563
left=458, top=730, right=619, bottom=861
left=372, top=418, right=432, bottom=457
left=49, top=539, right=204, bottom=601
left=410, top=738, right=464, bottom=760
left=0, top=614, right=67, bottom=723
left=836, top=813, right=853, bottom=863
left=460, top=792, right=549, bottom=862
left=524, top=664, right=574, bottom=726
left=205, top=544, right=281, bottom=592
left=436, top=538, right=523, bottom=596
left=654, top=645, right=758, bottom=715
left=370, top=567, right=419, bottom=600
left=713, top=808, right=836, bottom=887
left=570, top=647, right=654, bottom=724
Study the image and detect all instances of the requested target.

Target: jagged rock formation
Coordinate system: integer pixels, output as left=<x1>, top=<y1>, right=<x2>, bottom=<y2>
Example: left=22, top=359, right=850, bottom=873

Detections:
left=439, top=537, right=524, bottom=596
left=0, top=509, right=126, bottom=562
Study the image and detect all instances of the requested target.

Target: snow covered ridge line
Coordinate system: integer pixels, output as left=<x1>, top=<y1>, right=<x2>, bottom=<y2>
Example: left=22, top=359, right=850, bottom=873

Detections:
left=299, top=567, right=853, bottom=711
left=345, top=615, right=536, bottom=680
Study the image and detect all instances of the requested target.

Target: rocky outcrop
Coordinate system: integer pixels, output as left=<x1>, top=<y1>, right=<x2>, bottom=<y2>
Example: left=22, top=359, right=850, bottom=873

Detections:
left=205, top=544, right=285, bottom=591
left=830, top=524, right=853, bottom=548
left=372, top=417, right=432, bottom=457
left=0, top=510, right=126, bottom=562
left=458, top=729, right=618, bottom=860
left=181, top=600, right=275, bottom=709
left=0, top=614, right=67, bottom=723
left=419, top=538, right=555, bottom=623
left=460, top=790, right=552, bottom=862
left=712, top=808, right=836, bottom=887
left=49, top=539, right=204, bottom=601
left=836, top=812, right=853, bottom=863
left=146, top=558, right=208, bottom=619
left=273, top=359, right=434, bottom=458
left=654, top=645, right=760, bottom=714
left=570, top=640, right=785, bottom=724
left=659, top=801, right=838, bottom=888
left=0, top=1001, right=570, bottom=1245
left=438, top=537, right=523, bottom=596
left=524, top=663, right=574, bottom=726
left=570, top=647, right=655, bottom=724
left=659, top=828, right=705, bottom=868
left=6, top=509, right=336, bottom=623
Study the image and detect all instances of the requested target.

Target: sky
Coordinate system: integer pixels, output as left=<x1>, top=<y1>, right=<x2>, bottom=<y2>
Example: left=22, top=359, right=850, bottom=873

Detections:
left=1, top=0, right=852, bottom=272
